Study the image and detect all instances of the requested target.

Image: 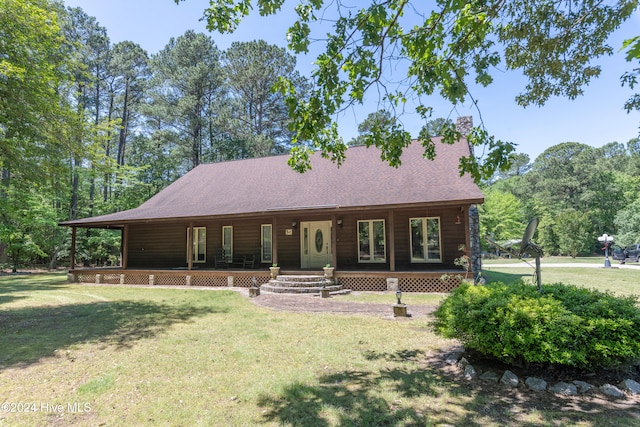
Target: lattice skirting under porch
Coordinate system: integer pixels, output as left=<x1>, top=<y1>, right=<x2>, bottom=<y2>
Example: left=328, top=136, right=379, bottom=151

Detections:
left=70, top=270, right=462, bottom=292
left=336, top=274, right=461, bottom=293
left=398, top=276, right=461, bottom=293
left=336, top=276, right=388, bottom=292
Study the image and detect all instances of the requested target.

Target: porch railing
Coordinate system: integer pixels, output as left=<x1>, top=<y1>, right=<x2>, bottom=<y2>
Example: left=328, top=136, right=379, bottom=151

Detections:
left=67, top=268, right=463, bottom=293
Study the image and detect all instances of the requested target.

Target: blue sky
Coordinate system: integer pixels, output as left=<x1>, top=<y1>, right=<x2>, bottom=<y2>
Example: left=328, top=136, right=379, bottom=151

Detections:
left=63, top=0, right=640, bottom=162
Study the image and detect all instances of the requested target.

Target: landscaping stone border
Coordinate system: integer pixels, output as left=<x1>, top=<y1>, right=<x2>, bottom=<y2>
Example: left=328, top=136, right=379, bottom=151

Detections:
left=445, top=349, right=640, bottom=400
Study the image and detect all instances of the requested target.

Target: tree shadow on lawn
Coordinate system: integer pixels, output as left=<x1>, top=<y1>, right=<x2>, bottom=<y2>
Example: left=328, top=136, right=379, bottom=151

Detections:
left=0, top=299, right=225, bottom=369
left=0, top=273, right=70, bottom=305
left=257, top=348, right=640, bottom=427
left=257, top=348, right=467, bottom=426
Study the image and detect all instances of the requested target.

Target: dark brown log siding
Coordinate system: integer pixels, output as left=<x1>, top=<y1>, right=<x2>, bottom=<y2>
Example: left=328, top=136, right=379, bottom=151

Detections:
left=124, top=205, right=470, bottom=271
left=274, top=218, right=301, bottom=269
left=127, top=223, right=187, bottom=268
left=225, top=219, right=263, bottom=262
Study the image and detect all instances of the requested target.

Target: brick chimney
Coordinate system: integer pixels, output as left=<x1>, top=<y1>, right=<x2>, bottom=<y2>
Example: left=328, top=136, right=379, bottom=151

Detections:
left=456, top=116, right=474, bottom=157
left=455, top=116, right=473, bottom=138
left=456, top=116, right=481, bottom=279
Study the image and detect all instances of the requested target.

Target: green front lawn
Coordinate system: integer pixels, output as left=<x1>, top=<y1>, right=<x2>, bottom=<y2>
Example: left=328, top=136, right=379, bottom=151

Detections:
left=1, top=273, right=638, bottom=426
left=483, top=256, right=612, bottom=265
left=481, top=265, right=640, bottom=297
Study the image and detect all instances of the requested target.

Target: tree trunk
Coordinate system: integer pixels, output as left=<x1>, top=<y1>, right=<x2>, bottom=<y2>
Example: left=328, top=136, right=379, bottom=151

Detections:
left=70, top=83, right=85, bottom=220
left=70, top=155, right=81, bottom=220
left=117, top=80, right=130, bottom=167
left=104, top=90, right=115, bottom=202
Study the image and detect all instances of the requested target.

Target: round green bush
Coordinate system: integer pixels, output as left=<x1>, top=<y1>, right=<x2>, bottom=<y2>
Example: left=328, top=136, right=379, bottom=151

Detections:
left=433, top=281, right=640, bottom=369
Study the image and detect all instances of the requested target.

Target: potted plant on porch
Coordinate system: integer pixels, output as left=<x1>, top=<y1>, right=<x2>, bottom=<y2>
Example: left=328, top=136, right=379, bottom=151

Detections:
left=269, top=263, right=280, bottom=279
left=323, top=263, right=334, bottom=278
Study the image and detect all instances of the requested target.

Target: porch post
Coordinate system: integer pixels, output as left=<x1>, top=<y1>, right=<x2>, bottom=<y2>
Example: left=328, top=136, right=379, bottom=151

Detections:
left=187, top=222, right=193, bottom=270
left=121, top=225, right=129, bottom=268
left=388, top=210, right=395, bottom=272
left=331, top=214, right=338, bottom=268
left=70, top=226, right=76, bottom=270
left=272, top=216, right=278, bottom=266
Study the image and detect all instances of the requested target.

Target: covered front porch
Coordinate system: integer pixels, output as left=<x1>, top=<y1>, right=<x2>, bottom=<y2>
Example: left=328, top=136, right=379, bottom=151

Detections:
left=67, top=267, right=466, bottom=293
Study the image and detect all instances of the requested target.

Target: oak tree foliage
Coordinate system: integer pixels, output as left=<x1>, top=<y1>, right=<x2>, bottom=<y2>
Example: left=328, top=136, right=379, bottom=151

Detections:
left=181, top=0, right=638, bottom=181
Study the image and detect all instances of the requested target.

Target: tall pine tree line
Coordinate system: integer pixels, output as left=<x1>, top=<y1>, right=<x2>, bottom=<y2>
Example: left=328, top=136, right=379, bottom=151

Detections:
left=0, top=2, right=307, bottom=269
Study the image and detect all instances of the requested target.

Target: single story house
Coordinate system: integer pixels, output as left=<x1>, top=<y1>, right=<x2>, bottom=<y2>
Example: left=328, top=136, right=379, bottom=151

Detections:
left=61, top=132, right=484, bottom=292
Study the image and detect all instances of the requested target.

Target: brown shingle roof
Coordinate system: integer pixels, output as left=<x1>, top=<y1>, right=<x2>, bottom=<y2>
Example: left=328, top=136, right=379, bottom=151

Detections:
left=61, top=138, right=483, bottom=227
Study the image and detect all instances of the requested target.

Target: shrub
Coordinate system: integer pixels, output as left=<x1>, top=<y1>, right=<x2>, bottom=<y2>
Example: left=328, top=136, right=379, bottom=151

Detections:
left=433, top=281, right=640, bottom=369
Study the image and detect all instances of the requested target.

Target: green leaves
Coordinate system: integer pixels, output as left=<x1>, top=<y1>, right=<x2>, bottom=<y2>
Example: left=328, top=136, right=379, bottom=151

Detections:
left=501, top=0, right=637, bottom=107
left=434, top=282, right=640, bottom=369
left=623, top=36, right=640, bottom=61
left=622, top=35, right=640, bottom=118
left=556, top=209, right=593, bottom=257
left=479, top=189, right=525, bottom=241
left=286, top=20, right=311, bottom=53
left=0, top=183, right=63, bottom=270
left=356, top=115, right=412, bottom=167
left=195, top=0, right=252, bottom=33
left=194, top=1, right=639, bottom=181
left=148, top=30, right=223, bottom=169
left=0, top=0, right=73, bottom=178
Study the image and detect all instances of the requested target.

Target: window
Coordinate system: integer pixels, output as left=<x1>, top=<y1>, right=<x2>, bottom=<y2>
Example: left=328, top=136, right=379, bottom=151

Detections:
left=187, top=227, right=206, bottom=263
left=358, top=220, right=386, bottom=263
left=261, top=224, right=272, bottom=263
left=410, top=217, right=441, bottom=262
left=222, top=226, right=233, bottom=262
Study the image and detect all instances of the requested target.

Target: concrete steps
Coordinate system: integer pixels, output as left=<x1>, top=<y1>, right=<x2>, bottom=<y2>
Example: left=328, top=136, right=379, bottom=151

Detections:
left=260, top=274, right=350, bottom=295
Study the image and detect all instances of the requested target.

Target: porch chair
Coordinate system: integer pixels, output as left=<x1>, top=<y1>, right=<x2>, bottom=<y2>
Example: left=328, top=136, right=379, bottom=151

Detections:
left=242, top=248, right=261, bottom=269
left=214, top=248, right=228, bottom=268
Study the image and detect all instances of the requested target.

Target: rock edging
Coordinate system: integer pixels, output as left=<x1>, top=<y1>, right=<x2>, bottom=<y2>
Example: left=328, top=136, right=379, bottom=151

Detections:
left=445, top=350, right=640, bottom=399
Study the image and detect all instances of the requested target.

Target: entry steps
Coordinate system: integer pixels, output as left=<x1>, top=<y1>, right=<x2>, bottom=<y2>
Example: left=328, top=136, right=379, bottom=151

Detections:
left=260, top=274, right=350, bottom=295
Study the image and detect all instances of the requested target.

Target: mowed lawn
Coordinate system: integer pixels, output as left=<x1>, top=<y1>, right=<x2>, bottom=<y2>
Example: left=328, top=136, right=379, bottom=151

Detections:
left=1, top=272, right=640, bottom=426
left=483, top=257, right=640, bottom=297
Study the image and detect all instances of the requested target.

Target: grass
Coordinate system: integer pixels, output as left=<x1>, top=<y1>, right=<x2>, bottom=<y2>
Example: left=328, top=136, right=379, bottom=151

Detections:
left=483, top=255, right=617, bottom=265
left=1, top=272, right=639, bottom=426
left=482, top=264, right=640, bottom=297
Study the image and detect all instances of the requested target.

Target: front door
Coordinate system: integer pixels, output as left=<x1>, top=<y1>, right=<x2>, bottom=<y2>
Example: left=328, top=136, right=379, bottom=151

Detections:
left=301, top=221, right=332, bottom=268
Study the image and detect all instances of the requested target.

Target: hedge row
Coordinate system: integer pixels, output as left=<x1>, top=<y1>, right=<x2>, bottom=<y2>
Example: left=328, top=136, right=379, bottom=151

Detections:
left=433, top=282, right=640, bottom=369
